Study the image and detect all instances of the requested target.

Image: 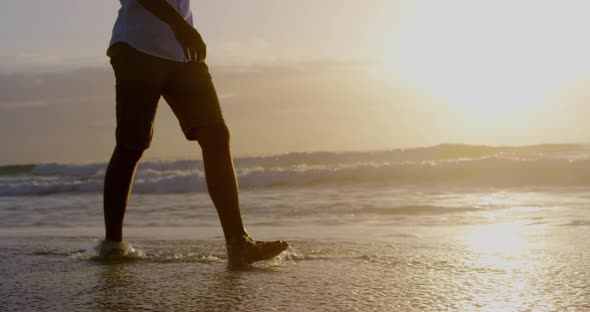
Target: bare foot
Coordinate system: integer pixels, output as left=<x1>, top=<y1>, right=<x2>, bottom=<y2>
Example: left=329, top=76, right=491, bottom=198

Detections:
left=227, top=235, right=289, bottom=266
left=95, top=240, right=137, bottom=259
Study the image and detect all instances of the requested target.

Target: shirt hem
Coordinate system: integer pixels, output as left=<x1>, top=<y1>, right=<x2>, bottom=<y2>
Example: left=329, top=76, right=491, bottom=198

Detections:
left=107, top=40, right=188, bottom=63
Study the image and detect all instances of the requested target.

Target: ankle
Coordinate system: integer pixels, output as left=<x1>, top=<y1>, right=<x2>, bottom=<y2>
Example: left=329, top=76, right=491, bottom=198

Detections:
left=225, top=231, right=249, bottom=246
left=104, top=235, right=123, bottom=243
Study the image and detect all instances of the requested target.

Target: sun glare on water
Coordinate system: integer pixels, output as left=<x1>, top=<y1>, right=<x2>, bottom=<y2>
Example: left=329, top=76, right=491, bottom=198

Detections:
left=458, top=220, right=549, bottom=310
left=450, top=191, right=554, bottom=310
left=464, top=221, right=530, bottom=258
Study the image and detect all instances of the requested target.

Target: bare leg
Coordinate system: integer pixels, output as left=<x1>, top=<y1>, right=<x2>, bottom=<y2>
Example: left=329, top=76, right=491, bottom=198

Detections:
left=192, top=125, right=247, bottom=242
left=103, top=146, right=144, bottom=242
left=192, top=125, right=288, bottom=265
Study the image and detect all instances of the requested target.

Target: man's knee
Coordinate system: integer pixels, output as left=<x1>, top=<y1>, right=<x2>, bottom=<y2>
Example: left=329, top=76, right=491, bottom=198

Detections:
left=114, top=145, right=145, bottom=163
left=187, top=124, right=230, bottom=149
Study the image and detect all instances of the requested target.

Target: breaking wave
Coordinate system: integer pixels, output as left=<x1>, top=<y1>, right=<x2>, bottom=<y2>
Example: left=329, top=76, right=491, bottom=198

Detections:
left=1, top=144, right=589, bottom=196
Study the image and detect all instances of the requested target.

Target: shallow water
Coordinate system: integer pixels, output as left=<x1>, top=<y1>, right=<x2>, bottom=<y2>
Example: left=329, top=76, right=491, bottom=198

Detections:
left=2, top=195, right=590, bottom=312
left=2, top=145, right=590, bottom=311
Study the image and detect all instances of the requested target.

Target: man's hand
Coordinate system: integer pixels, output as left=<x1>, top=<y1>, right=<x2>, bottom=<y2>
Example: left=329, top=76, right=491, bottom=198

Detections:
left=172, top=22, right=207, bottom=63
left=137, top=0, right=207, bottom=62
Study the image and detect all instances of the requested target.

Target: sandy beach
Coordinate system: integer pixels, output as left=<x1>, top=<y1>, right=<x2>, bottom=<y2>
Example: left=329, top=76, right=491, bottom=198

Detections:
left=2, top=146, right=590, bottom=311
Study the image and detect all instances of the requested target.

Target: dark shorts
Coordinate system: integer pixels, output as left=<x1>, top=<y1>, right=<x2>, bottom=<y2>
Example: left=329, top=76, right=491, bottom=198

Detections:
left=109, top=42, right=225, bottom=150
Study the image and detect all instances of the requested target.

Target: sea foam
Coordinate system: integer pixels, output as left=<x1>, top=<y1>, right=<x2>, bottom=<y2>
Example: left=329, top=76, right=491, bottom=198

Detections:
left=1, top=144, right=589, bottom=196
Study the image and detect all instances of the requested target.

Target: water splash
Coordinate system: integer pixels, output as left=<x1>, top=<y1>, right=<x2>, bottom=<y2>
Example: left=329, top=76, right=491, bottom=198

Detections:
left=90, top=241, right=146, bottom=262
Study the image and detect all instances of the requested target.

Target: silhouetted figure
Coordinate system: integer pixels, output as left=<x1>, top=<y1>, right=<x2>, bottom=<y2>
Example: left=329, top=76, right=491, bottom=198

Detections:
left=100, top=0, right=288, bottom=266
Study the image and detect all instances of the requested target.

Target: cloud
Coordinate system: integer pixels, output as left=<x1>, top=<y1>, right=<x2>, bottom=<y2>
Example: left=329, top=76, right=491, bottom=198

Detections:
left=14, top=52, right=69, bottom=66
left=0, top=51, right=109, bottom=73
left=0, top=60, right=378, bottom=113
left=0, top=60, right=429, bottom=164
left=0, top=68, right=113, bottom=107
left=0, top=60, right=376, bottom=106
left=207, top=38, right=274, bottom=65
left=0, top=100, right=49, bottom=111
left=218, top=93, right=235, bottom=100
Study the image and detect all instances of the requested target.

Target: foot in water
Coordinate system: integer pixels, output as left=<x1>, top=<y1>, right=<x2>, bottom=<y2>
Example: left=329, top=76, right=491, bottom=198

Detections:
left=94, top=240, right=141, bottom=260
left=227, top=235, right=289, bottom=266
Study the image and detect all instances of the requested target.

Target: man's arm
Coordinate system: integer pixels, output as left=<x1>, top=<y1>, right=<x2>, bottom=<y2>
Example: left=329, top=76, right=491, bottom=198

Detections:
left=137, top=0, right=206, bottom=62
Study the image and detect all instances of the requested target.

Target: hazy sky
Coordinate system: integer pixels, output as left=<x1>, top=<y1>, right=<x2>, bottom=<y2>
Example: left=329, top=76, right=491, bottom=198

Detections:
left=1, top=0, right=590, bottom=164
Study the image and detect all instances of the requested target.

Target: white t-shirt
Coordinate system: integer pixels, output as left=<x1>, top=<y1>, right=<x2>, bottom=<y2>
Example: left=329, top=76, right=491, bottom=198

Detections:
left=109, top=0, right=193, bottom=62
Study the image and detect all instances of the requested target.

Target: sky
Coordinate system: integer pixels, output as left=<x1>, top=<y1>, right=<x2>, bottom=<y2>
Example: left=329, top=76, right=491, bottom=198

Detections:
left=1, top=0, right=590, bottom=164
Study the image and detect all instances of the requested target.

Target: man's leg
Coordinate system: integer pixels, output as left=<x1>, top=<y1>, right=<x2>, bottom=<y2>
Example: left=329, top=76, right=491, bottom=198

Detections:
left=190, top=125, right=288, bottom=265
left=190, top=124, right=245, bottom=241
left=104, top=43, right=165, bottom=244
left=103, top=146, right=144, bottom=242
left=163, top=62, right=287, bottom=265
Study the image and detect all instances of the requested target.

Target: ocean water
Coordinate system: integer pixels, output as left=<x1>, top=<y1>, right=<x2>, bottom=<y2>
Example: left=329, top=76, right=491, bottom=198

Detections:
left=1, top=144, right=590, bottom=311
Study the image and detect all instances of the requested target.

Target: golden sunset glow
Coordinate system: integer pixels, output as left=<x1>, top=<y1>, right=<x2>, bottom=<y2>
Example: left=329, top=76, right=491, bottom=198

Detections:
left=1, top=2, right=590, bottom=311
left=376, top=0, right=590, bottom=125
left=2, top=1, right=590, bottom=162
